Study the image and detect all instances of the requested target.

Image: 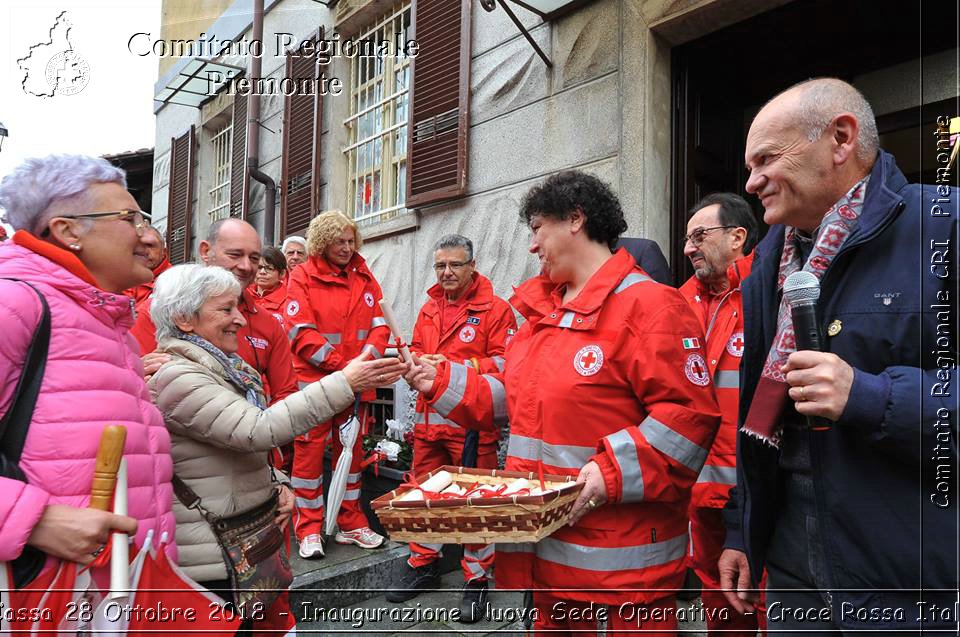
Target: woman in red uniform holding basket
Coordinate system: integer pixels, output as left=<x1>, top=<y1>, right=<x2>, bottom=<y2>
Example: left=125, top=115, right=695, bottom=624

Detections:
left=406, top=171, right=721, bottom=635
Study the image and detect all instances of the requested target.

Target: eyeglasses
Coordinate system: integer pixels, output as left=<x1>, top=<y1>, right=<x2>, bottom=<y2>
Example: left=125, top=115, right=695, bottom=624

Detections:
left=41, top=210, right=152, bottom=237
left=683, top=225, right=737, bottom=247
left=433, top=261, right=470, bottom=273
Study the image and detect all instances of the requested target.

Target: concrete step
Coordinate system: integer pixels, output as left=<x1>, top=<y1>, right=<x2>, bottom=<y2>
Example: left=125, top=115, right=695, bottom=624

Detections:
left=296, top=569, right=709, bottom=635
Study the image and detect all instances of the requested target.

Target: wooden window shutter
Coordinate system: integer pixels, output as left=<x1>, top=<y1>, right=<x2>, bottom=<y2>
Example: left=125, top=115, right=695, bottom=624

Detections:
left=280, top=29, right=323, bottom=239
left=406, top=0, right=471, bottom=207
left=230, top=92, right=249, bottom=218
left=166, top=126, right=195, bottom=264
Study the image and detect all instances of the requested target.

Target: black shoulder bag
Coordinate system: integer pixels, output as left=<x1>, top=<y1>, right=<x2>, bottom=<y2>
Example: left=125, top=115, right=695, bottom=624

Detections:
left=0, top=279, right=51, bottom=587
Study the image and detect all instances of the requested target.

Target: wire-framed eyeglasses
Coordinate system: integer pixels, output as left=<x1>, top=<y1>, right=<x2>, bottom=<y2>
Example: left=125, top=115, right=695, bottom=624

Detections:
left=683, top=225, right=737, bottom=247
left=41, top=210, right=152, bottom=237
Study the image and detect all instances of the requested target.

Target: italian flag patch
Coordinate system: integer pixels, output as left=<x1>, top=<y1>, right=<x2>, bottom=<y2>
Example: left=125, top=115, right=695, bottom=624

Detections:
left=682, top=337, right=700, bottom=350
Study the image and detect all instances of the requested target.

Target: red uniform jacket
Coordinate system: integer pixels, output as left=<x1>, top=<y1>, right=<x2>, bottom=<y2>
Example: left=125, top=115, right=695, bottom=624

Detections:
left=124, top=258, right=171, bottom=305
left=411, top=273, right=517, bottom=444
left=285, top=253, right=390, bottom=400
left=679, top=253, right=753, bottom=509
left=130, top=288, right=298, bottom=404
left=423, top=249, right=721, bottom=603
left=248, top=282, right=289, bottom=330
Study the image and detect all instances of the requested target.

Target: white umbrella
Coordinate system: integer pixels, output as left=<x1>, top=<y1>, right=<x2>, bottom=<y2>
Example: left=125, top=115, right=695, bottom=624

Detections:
left=324, top=396, right=362, bottom=537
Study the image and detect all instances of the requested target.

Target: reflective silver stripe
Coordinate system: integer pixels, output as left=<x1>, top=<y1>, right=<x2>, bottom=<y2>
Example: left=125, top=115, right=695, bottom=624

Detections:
left=507, top=434, right=594, bottom=470
left=537, top=533, right=687, bottom=572
left=343, top=487, right=360, bottom=501
left=363, top=344, right=383, bottom=359
left=639, top=416, right=708, bottom=473
left=295, top=495, right=324, bottom=509
left=310, top=342, right=335, bottom=365
left=464, top=559, right=486, bottom=579
left=466, top=543, right=495, bottom=561
left=482, top=375, right=508, bottom=424
left=492, top=356, right=505, bottom=372
left=348, top=472, right=362, bottom=482
left=297, top=381, right=310, bottom=390
left=321, top=332, right=342, bottom=344
left=434, top=362, right=468, bottom=418
left=606, top=429, right=644, bottom=502
left=288, top=322, right=317, bottom=341
left=714, top=369, right=739, bottom=389
left=414, top=412, right=462, bottom=428
left=371, top=316, right=388, bottom=329
left=558, top=311, right=576, bottom=328
left=417, top=542, right=444, bottom=553
left=495, top=542, right=534, bottom=554
left=291, top=476, right=323, bottom=490
left=357, top=329, right=369, bottom=341
left=614, top=272, right=652, bottom=294
left=697, top=464, right=737, bottom=485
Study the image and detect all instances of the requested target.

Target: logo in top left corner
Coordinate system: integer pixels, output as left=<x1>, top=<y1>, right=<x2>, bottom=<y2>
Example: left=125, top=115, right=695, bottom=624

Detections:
left=18, top=11, right=90, bottom=98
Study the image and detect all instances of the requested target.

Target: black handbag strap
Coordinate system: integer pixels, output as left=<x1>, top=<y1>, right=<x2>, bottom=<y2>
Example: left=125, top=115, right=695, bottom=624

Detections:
left=0, top=279, right=50, bottom=468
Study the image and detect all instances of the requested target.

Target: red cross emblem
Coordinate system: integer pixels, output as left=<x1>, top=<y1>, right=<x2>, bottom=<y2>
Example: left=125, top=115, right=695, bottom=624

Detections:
left=684, top=353, right=711, bottom=387
left=364, top=292, right=375, bottom=307
left=726, top=332, right=745, bottom=358
left=459, top=326, right=476, bottom=343
left=573, top=345, right=604, bottom=376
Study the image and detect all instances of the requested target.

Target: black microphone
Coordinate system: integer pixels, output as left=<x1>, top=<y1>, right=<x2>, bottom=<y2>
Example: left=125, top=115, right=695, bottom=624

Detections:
left=783, top=271, right=830, bottom=430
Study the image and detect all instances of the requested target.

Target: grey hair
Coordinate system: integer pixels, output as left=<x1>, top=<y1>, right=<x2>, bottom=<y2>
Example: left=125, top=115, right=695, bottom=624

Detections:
left=0, top=155, right=127, bottom=234
left=150, top=264, right=240, bottom=342
left=282, top=235, right=306, bottom=252
left=433, top=234, right=474, bottom=262
left=785, top=78, right=879, bottom=164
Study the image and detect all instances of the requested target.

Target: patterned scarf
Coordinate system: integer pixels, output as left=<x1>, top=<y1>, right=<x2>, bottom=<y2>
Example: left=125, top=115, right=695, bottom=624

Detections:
left=741, top=176, right=869, bottom=447
left=176, top=330, right=266, bottom=409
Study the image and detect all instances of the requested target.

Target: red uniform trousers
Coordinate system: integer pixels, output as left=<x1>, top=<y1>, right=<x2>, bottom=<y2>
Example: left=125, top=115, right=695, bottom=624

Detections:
left=292, top=406, right=369, bottom=538
left=407, top=436, right=497, bottom=582
left=533, top=592, right=678, bottom=636
left=690, top=506, right=766, bottom=636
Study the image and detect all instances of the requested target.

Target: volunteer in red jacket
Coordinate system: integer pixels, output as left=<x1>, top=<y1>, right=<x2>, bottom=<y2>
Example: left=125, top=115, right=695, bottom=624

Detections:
left=406, top=171, right=721, bottom=634
left=678, top=193, right=762, bottom=636
left=286, top=210, right=390, bottom=558
left=387, top=234, right=517, bottom=620
left=124, top=225, right=171, bottom=304
left=250, top=246, right=289, bottom=328
left=133, top=219, right=299, bottom=407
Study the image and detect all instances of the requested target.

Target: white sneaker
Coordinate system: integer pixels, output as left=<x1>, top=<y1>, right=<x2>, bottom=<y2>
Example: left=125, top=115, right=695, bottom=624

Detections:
left=298, top=533, right=325, bottom=559
left=334, top=527, right=385, bottom=549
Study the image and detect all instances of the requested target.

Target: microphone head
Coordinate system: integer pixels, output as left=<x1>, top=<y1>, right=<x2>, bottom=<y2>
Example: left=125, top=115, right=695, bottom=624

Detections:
left=784, top=271, right=820, bottom=305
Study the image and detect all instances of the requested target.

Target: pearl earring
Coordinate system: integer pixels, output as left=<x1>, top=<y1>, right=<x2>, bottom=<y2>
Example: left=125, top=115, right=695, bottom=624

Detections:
left=70, top=244, right=81, bottom=251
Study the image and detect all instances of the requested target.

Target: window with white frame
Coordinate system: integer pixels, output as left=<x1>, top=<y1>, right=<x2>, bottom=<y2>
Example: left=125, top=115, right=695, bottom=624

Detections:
left=344, top=4, right=411, bottom=226
left=208, top=119, right=233, bottom=220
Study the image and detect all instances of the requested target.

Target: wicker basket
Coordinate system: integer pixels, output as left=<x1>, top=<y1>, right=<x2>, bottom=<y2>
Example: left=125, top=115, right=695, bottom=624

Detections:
left=370, top=465, right=583, bottom=544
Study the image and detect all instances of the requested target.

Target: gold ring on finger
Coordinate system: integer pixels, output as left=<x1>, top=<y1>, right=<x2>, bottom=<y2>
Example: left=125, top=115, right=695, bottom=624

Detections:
left=799, top=386, right=806, bottom=401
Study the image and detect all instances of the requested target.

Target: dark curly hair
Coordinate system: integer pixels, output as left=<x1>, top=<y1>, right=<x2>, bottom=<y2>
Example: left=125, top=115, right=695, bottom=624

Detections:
left=519, top=171, right=627, bottom=250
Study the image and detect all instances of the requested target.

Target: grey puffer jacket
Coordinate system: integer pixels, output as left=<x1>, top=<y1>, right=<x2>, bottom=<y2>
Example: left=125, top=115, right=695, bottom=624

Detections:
left=148, top=338, right=354, bottom=582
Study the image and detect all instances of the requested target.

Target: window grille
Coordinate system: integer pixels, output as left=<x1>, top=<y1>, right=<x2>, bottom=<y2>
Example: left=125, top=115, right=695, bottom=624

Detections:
left=344, top=3, right=411, bottom=226
left=208, top=120, right=233, bottom=220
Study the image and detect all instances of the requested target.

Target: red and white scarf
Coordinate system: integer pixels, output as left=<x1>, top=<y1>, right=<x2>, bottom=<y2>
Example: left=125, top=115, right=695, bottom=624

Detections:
left=741, top=177, right=869, bottom=447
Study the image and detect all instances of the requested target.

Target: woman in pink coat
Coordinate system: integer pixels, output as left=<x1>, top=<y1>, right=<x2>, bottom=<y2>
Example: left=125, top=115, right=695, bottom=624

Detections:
left=0, top=155, right=177, bottom=581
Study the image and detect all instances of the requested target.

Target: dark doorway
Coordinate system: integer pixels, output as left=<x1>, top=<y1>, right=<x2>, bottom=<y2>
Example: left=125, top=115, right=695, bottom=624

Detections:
left=671, top=0, right=957, bottom=284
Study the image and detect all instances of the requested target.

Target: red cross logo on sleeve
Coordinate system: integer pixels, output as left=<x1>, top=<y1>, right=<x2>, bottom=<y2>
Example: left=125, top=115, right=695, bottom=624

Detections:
left=684, top=353, right=711, bottom=386
left=573, top=345, right=604, bottom=376
left=726, top=332, right=745, bottom=358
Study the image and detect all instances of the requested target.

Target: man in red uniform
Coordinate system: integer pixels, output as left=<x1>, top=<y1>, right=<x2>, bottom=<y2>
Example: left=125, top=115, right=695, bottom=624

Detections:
left=124, top=226, right=171, bottom=304
left=678, top=193, right=762, bottom=636
left=133, top=218, right=299, bottom=404
left=286, top=210, right=390, bottom=559
left=406, top=171, right=721, bottom=634
left=386, top=234, right=517, bottom=620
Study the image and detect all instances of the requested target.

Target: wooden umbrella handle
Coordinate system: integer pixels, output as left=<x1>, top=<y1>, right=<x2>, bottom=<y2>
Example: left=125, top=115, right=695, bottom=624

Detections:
left=89, top=425, right=126, bottom=511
